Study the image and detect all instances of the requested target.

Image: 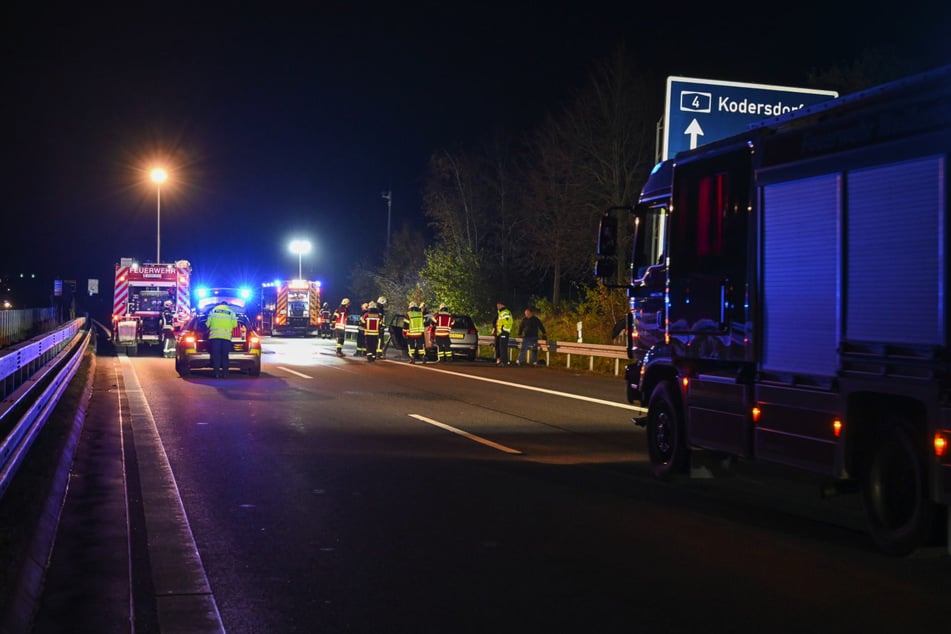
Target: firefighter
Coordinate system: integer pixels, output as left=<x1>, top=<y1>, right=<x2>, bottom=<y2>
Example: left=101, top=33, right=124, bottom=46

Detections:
left=376, top=296, right=388, bottom=357
left=403, top=303, right=425, bottom=363
left=363, top=301, right=382, bottom=362
left=493, top=301, right=513, bottom=366
left=161, top=299, right=176, bottom=357
left=355, top=302, right=368, bottom=357
left=207, top=300, right=238, bottom=378
left=333, top=298, right=350, bottom=357
left=320, top=302, right=332, bottom=338
left=433, top=304, right=454, bottom=362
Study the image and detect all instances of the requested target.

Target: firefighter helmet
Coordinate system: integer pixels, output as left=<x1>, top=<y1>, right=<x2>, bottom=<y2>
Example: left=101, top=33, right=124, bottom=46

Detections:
left=438, top=304, right=448, bottom=312
left=361, top=302, right=368, bottom=311
left=341, top=298, right=350, bottom=306
left=377, top=296, right=387, bottom=306
left=369, top=301, right=378, bottom=309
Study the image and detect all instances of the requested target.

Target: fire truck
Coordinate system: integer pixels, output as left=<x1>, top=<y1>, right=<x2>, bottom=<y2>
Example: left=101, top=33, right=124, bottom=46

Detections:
left=112, top=258, right=192, bottom=356
left=272, top=279, right=323, bottom=336
left=598, top=66, right=951, bottom=554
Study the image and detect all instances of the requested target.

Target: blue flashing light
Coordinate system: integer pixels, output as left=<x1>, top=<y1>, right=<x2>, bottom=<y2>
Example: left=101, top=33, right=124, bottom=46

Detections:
left=239, top=287, right=252, bottom=300
left=195, top=287, right=210, bottom=299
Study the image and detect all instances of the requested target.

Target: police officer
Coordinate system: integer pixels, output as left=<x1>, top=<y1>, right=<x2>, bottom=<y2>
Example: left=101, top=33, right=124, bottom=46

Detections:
left=433, top=304, right=454, bottom=362
left=207, top=300, right=238, bottom=378
left=494, top=301, right=513, bottom=366
left=333, top=298, right=350, bottom=357
left=403, top=303, right=425, bottom=363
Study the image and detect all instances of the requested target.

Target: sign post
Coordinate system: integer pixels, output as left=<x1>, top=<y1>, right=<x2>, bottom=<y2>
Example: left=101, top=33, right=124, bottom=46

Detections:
left=663, top=77, right=838, bottom=160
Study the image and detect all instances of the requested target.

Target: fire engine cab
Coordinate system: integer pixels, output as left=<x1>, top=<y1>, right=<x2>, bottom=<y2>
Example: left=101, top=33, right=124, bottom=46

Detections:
left=112, top=258, right=192, bottom=356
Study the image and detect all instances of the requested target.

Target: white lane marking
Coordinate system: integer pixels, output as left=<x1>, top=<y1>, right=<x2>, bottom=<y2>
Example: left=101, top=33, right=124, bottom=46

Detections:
left=276, top=366, right=313, bottom=379
left=409, top=364, right=647, bottom=412
left=409, top=414, right=524, bottom=455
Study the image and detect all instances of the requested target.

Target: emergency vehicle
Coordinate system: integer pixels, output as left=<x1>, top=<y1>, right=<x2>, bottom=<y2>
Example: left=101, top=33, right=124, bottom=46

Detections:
left=112, top=258, right=192, bottom=356
left=598, top=66, right=951, bottom=554
left=272, top=279, right=323, bottom=336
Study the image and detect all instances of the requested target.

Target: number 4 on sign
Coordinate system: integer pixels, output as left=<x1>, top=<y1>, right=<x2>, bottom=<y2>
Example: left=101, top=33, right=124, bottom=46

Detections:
left=684, top=118, right=704, bottom=149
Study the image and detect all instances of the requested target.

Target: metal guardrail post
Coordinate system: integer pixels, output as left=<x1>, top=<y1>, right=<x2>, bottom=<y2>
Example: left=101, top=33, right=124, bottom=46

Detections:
left=476, top=336, right=627, bottom=375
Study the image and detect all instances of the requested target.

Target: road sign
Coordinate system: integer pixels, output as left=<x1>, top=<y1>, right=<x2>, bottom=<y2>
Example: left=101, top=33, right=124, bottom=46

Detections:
left=663, top=77, right=838, bottom=160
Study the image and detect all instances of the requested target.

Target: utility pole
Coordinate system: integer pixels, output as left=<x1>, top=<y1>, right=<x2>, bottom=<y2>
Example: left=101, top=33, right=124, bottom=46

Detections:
left=381, top=189, right=392, bottom=251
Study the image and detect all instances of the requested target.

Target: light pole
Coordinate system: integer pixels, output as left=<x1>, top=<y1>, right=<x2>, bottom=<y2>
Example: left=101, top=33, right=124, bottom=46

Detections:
left=150, top=167, right=168, bottom=263
left=289, top=239, right=312, bottom=279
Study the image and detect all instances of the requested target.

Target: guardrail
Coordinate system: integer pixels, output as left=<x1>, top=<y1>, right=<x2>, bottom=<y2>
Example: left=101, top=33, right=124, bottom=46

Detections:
left=477, top=336, right=628, bottom=375
left=0, top=318, right=90, bottom=500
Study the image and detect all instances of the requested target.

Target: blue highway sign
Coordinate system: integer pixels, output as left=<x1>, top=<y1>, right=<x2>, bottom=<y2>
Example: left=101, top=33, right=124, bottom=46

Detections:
left=663, top=77, right=838, bottom=159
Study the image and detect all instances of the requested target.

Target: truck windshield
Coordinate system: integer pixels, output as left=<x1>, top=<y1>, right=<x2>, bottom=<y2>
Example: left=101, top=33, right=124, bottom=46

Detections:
left=632, top=204, right=667, bottom=281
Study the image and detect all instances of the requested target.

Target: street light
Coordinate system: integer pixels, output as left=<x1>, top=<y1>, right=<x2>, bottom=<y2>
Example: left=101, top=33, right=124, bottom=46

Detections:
left=289, top=239, right=312, bottom=279
left=150, top=167, right=168, bottom=263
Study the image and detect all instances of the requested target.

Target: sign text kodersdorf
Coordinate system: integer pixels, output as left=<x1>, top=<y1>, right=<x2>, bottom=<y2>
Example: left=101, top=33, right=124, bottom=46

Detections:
left=717, top=96, right=807, bottom=117
left=663, top=77, right=838, bottom=160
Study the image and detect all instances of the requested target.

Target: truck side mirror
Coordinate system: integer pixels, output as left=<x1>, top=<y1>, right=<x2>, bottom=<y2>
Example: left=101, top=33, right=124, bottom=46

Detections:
left=597, top=212, right=617, bottom=258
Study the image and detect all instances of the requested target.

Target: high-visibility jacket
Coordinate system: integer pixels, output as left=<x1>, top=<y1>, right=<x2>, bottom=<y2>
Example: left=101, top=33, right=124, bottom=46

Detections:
left=333, top=306, right=349, bottom=330
left=496, top=306, right=513, bottom=335
left=207, top=304, right=238, bottom=340
left=403, top=310, right=424, bottom=338
left=363, top=310, right=381, bottom=334
left=433, top=311, right=453, bottom=337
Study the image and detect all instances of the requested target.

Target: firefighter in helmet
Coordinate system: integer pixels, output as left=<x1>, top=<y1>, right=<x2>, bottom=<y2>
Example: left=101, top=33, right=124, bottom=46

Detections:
left=355, top=302, right=368, bottom=357
left=433, top=304, right=454, bottom=362
left=363, top=301, right=382, bottom=362
left=320, top=302, right=332, bottom=338
left=333, top=298, right=350, bottom=357
left=403, top=302, right=425, bottom=363
left=375, top=296, right=388, bottom=357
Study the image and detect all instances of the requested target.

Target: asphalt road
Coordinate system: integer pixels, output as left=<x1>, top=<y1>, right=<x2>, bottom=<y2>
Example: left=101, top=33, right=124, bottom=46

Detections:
left=21, top=337, right=951, bottom=632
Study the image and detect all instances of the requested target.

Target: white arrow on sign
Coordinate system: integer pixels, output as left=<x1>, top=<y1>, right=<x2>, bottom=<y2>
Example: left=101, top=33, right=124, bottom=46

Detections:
left=684, top=118, right=704, bottom=149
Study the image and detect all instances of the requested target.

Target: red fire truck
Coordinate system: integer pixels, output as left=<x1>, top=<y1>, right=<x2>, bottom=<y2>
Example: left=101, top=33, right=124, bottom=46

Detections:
left=272, top=279, right=322, bottom=337
left=112, top=258, right=192, bottom=356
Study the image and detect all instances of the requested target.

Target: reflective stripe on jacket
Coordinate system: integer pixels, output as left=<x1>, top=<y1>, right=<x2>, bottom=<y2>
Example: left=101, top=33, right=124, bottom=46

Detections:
left=496, top=307, right=513, bottom=335
left=434, top=312, right=453, bottom=337
left=404, top=310, right=424, bottom=337
left=207, top=305, right=238, bottom=340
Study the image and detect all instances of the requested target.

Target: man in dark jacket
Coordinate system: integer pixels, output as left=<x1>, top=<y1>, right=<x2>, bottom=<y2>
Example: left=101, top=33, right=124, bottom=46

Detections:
left=516, top=307, right=547, bottom=366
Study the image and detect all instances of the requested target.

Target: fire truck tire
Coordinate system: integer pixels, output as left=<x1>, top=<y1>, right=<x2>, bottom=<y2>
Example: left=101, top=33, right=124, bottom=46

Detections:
left=860, top=420, right=937, bottom=555
left=248, top=360, right=261, bottom=377
left=175, top=358, right=190, bottom=378
left=646, top=381, right=688, bottom=480
left=126, top=344, right=138, bottom=356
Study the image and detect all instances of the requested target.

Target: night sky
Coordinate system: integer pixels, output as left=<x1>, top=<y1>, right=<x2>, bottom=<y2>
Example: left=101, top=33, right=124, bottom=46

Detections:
left=7, top=2, right=949, bottom=307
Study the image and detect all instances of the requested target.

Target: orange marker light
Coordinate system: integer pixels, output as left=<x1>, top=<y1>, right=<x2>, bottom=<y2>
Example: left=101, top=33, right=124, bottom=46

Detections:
left=833, top=419, right=843, bottom=438
left=682, top=377, right=689, bottom=391
left=752, top=407, right=761, bottom=423
left=935, top=433, right=948, bottom=458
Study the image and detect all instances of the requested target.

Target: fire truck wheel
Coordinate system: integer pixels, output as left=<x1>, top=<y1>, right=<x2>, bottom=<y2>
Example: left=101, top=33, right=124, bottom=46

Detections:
left=175, top=358, right=190, bottom=378
left=646, top=381, right=688, bottom=480
left=248, top=360, right=261, bottom=377
left=860, top=420, right=936, bottom=555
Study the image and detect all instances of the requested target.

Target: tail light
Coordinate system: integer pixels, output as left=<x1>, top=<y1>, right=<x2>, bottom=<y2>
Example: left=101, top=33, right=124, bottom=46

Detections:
left=183, top=333, right=197, bottom=345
